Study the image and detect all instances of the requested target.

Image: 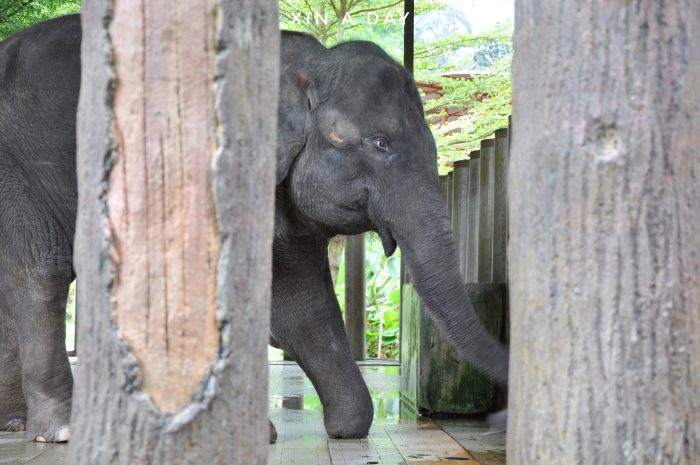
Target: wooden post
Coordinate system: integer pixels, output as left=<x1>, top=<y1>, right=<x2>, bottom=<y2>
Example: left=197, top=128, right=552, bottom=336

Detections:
left=506, top=118, right=512, bottom=345
left=492, top=129, right=509, bottom=283
left=509, top=1, right=700, bottom=463
left=446, top=171, right=454, bottom=227
left=344, top=234, right=366, bottom=361
left=477, top=139, right=495, bottom=283
left=439, top=175, right=448, bottom=212
left=507, top=115, right=512, bottom=152
left=400, top=150, right=507, bottom=414
left=70, top=1, right=279, bottom=463
left=438, top=175, right=447, bottom=194
left=452, top=160, right=470, bottom=277
left=465, top=150, right=481, bottom=283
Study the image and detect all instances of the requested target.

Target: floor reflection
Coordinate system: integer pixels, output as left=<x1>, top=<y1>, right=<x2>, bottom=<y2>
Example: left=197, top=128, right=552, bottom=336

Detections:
left=282, top=395, right=304, bottom=411
left=267, top=361, right=505, bottom=465
left=268, top=361, right=407, bottom=465
left=0, top=361, right=504, bottom=465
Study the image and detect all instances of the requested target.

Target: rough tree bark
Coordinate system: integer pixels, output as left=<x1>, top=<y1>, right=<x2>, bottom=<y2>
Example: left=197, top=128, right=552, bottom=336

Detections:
left=69, top=0, right=279, bottom=463
left=509, top=1, right=699, bottom=464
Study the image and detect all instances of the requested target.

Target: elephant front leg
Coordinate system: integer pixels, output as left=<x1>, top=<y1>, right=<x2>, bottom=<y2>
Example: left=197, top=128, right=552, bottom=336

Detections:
left=0, top=306, right=27, bottom=432
left=4, top=259, right=73, bottom=443
left=272, top=235, right=374, bottom=439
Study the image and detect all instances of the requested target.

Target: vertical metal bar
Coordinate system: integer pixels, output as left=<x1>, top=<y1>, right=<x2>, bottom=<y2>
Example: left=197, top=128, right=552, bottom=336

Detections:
left=492, top=128, right=509, bottom=283
left=452, top=160, right=470, bottom=278
left=478, top=139, right=496, bottom=283
left=465, top=150, right=481, bottom=283
left=404, top=0, right=414, bottom=73
left=345, top=233, right=366, bottom=361
left=399, top=0, right=415, bottom=364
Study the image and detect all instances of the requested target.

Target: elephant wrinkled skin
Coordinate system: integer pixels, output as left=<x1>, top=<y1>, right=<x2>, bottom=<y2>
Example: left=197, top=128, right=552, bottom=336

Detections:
left=0, top=15, right=508, bottom=443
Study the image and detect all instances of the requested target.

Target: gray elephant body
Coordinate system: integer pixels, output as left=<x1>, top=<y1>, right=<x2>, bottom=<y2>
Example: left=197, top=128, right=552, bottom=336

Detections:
left=0, top=15, right=508, bottom=443
left=0, top=15, right=79, bottom=442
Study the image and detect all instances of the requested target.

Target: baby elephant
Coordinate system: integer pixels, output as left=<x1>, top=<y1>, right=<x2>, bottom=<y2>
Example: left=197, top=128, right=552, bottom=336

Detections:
left=0, top=15, right=508, bottom=442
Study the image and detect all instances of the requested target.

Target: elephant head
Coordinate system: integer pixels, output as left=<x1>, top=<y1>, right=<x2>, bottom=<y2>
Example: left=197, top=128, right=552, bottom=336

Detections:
left=277, top=32, right=508, bottom=386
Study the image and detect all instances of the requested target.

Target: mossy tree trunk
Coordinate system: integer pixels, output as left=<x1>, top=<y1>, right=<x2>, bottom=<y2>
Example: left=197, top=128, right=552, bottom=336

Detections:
left=509, top=1, right=700, bottom=464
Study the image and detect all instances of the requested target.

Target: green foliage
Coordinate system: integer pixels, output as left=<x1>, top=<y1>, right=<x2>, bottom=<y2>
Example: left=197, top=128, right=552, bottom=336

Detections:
left=424, top=58, right=512, bottom=172
left=280, top=0, right=406, bottom=61
left=364, top=235, right=401, bottom=359
left=472, top=38, right=512, bottom=69
left=335, top=234, right=402, bottom=359
left=414, top=0, right=443, bottom=15
left=414, top=21, right=513, bottom=173
left=65, top=281, right=76, bottom=351
left=0, top=0, right=80, bottom=41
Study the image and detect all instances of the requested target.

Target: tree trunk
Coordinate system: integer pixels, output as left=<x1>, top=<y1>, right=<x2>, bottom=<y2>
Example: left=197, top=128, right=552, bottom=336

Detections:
left=509, top=2, right=700, bottom=464
left=336, top=9, right=346, bottom=44
left=69, top=0, right=278, bottom=463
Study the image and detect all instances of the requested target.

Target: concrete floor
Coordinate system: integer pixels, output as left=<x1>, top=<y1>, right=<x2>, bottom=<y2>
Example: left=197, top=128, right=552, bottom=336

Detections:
left=1, top=362, right=505, bottom=464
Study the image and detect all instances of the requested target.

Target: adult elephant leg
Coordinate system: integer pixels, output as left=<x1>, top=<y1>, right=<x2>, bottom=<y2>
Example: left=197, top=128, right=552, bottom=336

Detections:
left=0, top=301, right=27, bottom=432
left=7, top=258, right=73, bottom=443
left=0, top=204, right=74, bottom=443
left=271, top=234, right=373, bottom=439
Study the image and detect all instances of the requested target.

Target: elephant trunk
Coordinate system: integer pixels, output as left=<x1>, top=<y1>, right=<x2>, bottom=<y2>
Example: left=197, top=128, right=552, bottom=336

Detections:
left=386, top=191, right=509, bottom=386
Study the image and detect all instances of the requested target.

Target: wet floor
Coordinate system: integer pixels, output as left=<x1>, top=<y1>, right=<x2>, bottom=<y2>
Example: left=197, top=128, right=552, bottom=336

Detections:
left=0, top=362, right=505, bottom=464
left=269, top=362, right=405, bottom=465
left=269, top=361, right=505, bottom=465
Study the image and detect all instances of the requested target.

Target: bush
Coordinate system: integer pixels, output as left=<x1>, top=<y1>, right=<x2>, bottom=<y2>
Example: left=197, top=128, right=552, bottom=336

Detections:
left=0, top=0, right=80, bottom=41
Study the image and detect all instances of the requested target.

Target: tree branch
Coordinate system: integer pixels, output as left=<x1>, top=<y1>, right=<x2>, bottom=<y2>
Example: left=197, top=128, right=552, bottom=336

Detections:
left=349, top=0, right=403, bottom=16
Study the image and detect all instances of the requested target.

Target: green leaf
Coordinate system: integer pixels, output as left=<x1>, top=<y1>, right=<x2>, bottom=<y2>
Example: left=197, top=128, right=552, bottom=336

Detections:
left=386, top=256, right=400, bottom=278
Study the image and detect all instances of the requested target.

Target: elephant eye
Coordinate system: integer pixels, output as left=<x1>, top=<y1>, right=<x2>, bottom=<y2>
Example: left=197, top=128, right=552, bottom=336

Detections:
left=373, top=138, right=390, bottom=153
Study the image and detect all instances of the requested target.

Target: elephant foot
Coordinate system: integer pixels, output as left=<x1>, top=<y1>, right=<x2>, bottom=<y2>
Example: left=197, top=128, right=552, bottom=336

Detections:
left=0, top=395, right=28, bottom=433
left=25, top=395, right=72, bottom=443
left=269, top=419, right=278, bottom=444
left=3, top=417, right=26, bottom=432
left=34, top=425, right=70, bottom=443
left=323, top=406, right=373, bottom=439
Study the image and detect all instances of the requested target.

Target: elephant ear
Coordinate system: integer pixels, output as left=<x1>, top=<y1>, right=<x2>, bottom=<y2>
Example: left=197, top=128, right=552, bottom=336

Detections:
left=276, top=69, right=317, bottom=184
